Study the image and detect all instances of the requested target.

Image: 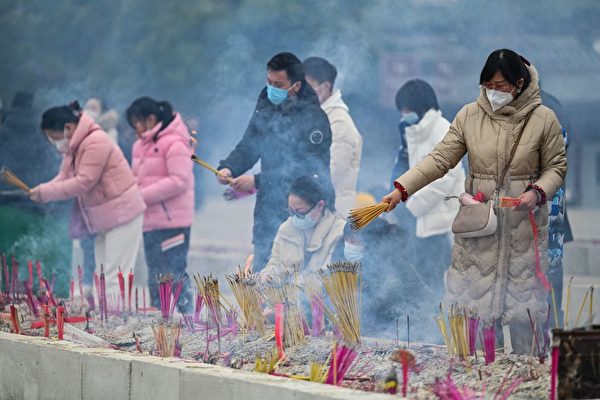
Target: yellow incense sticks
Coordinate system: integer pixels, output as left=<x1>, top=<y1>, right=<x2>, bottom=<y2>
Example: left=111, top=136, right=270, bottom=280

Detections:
left=0, top=167, right=30, bottom=192
left=551, top=286, right=559, bottom=329
left=574, top=286, right=591, bottom=327
left=348, top=203, right=388, bottom=231
left=191, top=155, right=232, bottom=182
left=565, top=276, right=573, bottom=329
left=319, top=262, right=362, bottom=345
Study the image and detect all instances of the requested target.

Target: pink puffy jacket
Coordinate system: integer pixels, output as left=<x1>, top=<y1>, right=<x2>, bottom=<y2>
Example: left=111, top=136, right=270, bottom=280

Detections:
left=38, top=114, right=146, bottom=234
left=132, top=113, right=194, bottom=232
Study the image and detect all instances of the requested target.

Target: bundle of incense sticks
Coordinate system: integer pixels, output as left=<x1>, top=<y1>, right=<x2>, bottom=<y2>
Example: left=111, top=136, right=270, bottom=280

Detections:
left=301, top=274, right=325, bottom=337
left=151, top=322, right=181, bottom=357
left=0, top=166, right=30, bottom=192
left=325, top=344, right=357, bottom=386
left=348, top=203, right=388, bottom=231
left=191, top=155, right=232, bottom=182
left=448, top=307, right=469, bottom=358
left=318, top=262, right=362, bottom=345
left=158, top=273, right=185, bottom=321
left=193, top=273, right=230, bottom=326
left=261, top=272, right=306, bottom=348
left=526, top=309, right=545, bottom=363
left=225, top=267, right=266, bottom=335
left=482, top=319, right=496, bottom=365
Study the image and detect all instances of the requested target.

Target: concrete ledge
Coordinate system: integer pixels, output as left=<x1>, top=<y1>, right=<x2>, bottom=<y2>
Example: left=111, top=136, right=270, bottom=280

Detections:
left=0, top=332, right=389, bottom=400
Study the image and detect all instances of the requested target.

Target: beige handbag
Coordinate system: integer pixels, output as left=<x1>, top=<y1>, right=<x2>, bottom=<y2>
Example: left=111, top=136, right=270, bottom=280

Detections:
left=451, top=108, right=536, bottom=238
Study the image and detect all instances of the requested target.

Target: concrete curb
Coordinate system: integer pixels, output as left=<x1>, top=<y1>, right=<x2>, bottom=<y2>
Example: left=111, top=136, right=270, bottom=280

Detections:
left=0, top=332, right=390, bottom=400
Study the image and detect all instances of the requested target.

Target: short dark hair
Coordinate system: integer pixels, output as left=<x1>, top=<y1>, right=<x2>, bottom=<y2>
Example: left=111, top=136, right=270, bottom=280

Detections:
left=479, top=49, right=531, bottom=92
left=267, top=52, right=305, bottom=84
left=126, top=96, right=175, bottom=139
left=395, top=79, right=439, bottom=117
left=289, top=175, right=336, bottom=212
left=303, top=57, right=338, bottom=86
left=40, top=101, right=81, bottom=131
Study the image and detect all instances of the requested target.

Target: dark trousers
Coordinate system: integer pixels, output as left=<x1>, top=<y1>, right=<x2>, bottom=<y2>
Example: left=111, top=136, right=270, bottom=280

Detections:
left=143, top=227, right=193, bottom=313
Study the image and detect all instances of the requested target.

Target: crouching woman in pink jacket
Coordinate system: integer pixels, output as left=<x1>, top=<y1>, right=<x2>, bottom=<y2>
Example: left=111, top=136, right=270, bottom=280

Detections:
left=29, top=102, right=146, bottom=294
left=128, top=97, right=195, bottom=313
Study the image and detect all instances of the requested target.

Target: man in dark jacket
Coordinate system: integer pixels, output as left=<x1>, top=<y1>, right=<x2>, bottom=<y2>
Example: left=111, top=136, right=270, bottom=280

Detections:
left=217, top=52, right=332, bottom=271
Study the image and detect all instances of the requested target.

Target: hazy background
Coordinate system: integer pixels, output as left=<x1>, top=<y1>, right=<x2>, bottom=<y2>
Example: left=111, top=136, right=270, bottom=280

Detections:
left=2, top=0, right=599, bottom=203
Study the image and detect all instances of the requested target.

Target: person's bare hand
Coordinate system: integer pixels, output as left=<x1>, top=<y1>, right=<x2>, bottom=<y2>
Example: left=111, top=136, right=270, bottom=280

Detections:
left=231, top=175, right=255, bottom=192
left=29, top=186, right=42, bottom=202
left=514, top=190, right=538, bottom=211
left=216, top=168, right=232, bottom=185
left=382, top=189, right=403, bottom=212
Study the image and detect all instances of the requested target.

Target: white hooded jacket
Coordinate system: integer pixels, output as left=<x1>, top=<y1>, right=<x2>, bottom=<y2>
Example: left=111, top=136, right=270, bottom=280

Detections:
left=404, top=109, right=466, bottom=237
left=321, top=89, right=362, bottom=217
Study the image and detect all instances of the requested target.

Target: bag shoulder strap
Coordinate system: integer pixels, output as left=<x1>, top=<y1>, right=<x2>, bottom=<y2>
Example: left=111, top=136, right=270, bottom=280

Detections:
left=495, top=105, right=539, bottom=192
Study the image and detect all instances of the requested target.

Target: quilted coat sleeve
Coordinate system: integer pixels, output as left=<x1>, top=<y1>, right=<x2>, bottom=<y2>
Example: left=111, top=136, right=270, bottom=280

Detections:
left=38, top=136, right=112, bottom=202
left=533, top=112, right=567, bottom=198
left=396, top=107, right=468, bottom=196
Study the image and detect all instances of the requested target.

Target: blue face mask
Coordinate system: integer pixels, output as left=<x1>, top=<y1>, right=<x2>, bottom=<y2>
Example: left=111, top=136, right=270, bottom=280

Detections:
left=344, top=242, right=364, bottom=262
left=292, top=213, right=318, bottom=230
left=267, top=84, right=290, bottom=105
left=400, top=111, right=420, bottom=126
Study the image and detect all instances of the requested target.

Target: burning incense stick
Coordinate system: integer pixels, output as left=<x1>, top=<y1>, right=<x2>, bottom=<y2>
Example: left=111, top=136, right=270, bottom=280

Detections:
left=118, top=267, right=125, bottom=313
left=348, top=203, right=388, bottom=231
left=319, top=262, right=362, bottom=345
left=57, top=305, right=65, bottom=339
left=550, top=285, right=559, bottom=329
left=574, top=286, right=591, bottom=327
left=191, top=155, right=232, bottom=182
left=565, top=275, right=573, bottom=329
left=589, top=286, right=594, bottom=325
left=100, top=265, right=108, bottom=322
left=128, top=270, right=134, bottom=314
left=10, top=305, right=20, bottom=334
left=27, top=260, right=33, bottom=288
left=0, top=166, right=30, bottom=192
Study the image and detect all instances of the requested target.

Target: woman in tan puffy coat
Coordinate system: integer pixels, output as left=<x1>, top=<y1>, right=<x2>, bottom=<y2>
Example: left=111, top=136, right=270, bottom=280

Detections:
left=383, top=49, right=567, bottom=353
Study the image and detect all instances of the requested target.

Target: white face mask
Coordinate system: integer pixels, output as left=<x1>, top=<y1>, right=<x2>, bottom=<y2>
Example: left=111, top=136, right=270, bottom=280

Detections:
left=485, top=88, right=514, bottom=112
left=49, top=130, right=70, bottom=154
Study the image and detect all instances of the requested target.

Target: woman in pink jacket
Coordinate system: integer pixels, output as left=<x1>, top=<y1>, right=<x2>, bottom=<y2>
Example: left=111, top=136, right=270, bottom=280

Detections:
left=29, top=102, right=146, bottom=294
left=128, top=97, right=195, bottom=312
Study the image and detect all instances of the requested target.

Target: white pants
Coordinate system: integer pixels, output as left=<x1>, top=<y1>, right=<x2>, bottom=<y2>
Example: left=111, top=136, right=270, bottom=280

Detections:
left=94, top=213, right=143, bottom=296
